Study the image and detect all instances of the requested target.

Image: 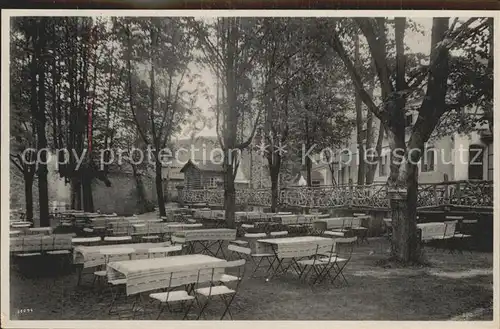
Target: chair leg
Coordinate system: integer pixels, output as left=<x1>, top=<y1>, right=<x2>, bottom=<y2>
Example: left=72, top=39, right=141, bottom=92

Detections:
left=220, top=293, right=236, bottom=320
left=182, top=300, right=195, bottom=320
left=196, top=296, right=211, bottom=320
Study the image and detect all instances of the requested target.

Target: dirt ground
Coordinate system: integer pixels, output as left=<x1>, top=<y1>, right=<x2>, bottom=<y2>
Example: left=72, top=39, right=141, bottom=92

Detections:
left=8, top=236, right=493, bottom=321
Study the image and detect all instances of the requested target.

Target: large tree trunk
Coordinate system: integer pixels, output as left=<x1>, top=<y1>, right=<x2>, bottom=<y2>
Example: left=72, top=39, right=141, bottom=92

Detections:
left=24, top=174, right=34, bottom=221
left=131, top=162, right=148, bottom=214
left=36, top=19, right=50, bottom=227
left=81, top=169, right=94, bottom=212
left=354, top=32, right=366, bottom=186
left=269, top=164, right=280, bottom=212
left=305, top=155, right=312, bottom=187
left=390, top=161, right=421, bottom=263
left=155, top=158, right=166, bottom=217
left=223, top=162, right=236, bottom=229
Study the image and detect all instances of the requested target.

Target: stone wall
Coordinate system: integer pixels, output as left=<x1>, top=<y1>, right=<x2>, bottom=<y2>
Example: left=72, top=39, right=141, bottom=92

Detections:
left=92, top=171, right=157, bottom=216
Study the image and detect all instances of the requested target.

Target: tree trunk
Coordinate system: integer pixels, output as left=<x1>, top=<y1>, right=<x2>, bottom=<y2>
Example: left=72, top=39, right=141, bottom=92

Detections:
left=36, top=19, right=50, bottom=227
left=81, top=169, right=94, bottom=212
left=71, top=178, right=82, bottom=210
left=270, top=165, right=280, bottom=212
left=24, top=174, right=34, bottom=221
left=305, top=155, right=312, bottom=187
left=155, top=158, right=166, bottom=217
left=223, top=164, right=236, bottom=229
left=366, top=123, right=384, bottom=184
left=131, top=162, right=148, bottom=214
left=390, top=161, right=421, bottom=263
left=354, top=32, right=365, bottom=186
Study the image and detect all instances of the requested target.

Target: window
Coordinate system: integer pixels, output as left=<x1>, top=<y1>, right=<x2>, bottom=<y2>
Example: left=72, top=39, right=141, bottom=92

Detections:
left=208, top=177, right=217, bottom=188
left=422, top=147, right=435, bottom=172
left=405, top=114, right=413, bottom=127
left=468, top=145, right=484, bottom=180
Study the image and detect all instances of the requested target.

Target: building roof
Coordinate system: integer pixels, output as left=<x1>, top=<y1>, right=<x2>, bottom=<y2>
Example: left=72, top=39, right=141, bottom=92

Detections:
left=179, top=159, right=250, bottom=184
left=180, top=159, right=224, bottom=173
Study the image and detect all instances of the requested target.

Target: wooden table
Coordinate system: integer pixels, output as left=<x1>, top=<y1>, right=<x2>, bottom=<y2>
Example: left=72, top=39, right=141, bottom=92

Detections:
left=73, top=242, right=172, bottom=268
left=257, top=236, right=334, bottom=280
left=173, top=228, right=236, bottom=258
left=107, top=254, right=227, bottom=296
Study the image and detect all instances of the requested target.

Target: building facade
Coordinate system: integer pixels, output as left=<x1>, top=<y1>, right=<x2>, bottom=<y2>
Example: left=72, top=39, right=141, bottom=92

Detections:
left=313, top=113, right=493, bottom=185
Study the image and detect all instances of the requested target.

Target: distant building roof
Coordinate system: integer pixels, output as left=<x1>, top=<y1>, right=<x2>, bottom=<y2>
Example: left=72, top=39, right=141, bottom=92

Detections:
left=180, top=159, right=224, bottom=173
left=179, top=159, right=250, bottom=184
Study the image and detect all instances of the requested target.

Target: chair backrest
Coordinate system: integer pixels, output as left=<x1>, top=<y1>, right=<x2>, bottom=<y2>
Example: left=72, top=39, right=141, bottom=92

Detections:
left=333, top=237, right=357, bottom=259
left=443, top=220, right=458, bottom=237
left=270, top=231, right=288, bottom=237
left=244, top=233, right=267, bottom=238
left=228, top=244, right=252, bottom=256
left=171, top=235, right=186, bottom=245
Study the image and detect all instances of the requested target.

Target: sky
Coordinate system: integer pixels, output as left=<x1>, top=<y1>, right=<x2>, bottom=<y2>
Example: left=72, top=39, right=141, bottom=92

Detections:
left=177, top=17, right=435, bottom=139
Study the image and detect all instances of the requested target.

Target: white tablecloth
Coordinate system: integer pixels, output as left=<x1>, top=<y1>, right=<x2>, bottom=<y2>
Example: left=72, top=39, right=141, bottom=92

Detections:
left=417, top=222, right=447, bottom=241
left=10, top=234, right=73, bottom=252
left=313, top=217, right=364, bottom=230
left=173, top=228, right=237, bottom=242
left=73, top=242, right=171, bottom=268
left=257, top=236, right=334, bottom=258
left=107, top=254, right=227, bottom=295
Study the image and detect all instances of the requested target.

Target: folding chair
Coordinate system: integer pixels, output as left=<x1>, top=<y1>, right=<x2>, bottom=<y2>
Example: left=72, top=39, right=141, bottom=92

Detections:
left=317, top=237, right=357, bottom=286
left=296, top=244, right=325, bottom=283
left=171, top=235, right=187, bottom=253
left=434, top=220, right=458, bottom=252
left=244, top=233, right=276, bottom=278
left=149, top=271, right=196, bottom=320
left=195, top=259, right=246, bottom=320
left=46, top=235, right=72, bottom=277
left=93, top=249, right=133, bottom=288
left=231, top=223, right=255, bottom=246
left=323, top=218, right=350, bottom=238
left=452, top=218, right=478, bottom=252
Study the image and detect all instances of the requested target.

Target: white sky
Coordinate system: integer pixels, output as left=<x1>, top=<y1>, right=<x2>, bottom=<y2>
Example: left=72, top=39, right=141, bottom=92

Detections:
left=178, top=17, right=434, bottom=139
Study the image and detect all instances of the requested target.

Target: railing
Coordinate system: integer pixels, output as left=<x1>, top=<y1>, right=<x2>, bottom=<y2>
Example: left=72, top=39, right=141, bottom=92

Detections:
left=181, top=180, right=493, bottom=210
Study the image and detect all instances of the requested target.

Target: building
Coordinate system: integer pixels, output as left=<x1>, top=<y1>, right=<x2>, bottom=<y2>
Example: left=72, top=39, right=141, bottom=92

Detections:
left=313, top=111, right=493, bottom=185
left=180, top=159, right=250, bottom=189
left=164, top=135, right=256, bottom=190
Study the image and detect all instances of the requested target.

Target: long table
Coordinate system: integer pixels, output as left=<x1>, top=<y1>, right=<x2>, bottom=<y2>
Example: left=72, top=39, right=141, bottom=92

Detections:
left=10, top=234, right=74, bottom=253
left=312, top=216, right=369, bottom=231
left=107, top=254, right=226, bottom=296
left=73, top=242, right=172, bottom=268
left=257, top=236, right=334, bottom=279
left=173, top=228, right=237, bottom=258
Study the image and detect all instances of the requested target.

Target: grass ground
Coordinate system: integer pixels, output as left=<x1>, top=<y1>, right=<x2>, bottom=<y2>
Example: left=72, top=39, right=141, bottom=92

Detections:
left=9, top=237, right=493, bottom=321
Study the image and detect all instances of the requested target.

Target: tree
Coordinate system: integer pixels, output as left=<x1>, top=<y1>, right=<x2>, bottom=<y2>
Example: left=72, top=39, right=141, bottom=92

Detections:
left=115, top=17, right=197, bottom=217
left=327, top=17, right=492, bottom=263
left=190, top=17, right=263, bottom=228
left=10, top=23, right=38, bottom=220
